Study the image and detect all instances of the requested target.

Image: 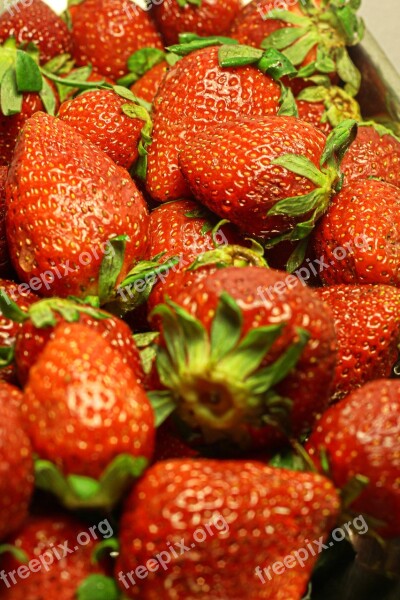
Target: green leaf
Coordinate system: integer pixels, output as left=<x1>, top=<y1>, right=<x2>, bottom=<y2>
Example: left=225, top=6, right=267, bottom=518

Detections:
left=286, top=237, right=310, bottom=273
left=297, top=85, right=328, bottom=103
left=278, top=83, right=298, bottom=117
left=335, top=46, right=361, bottom=95
left=39, top=77, right=57, bottom=115
left=271, top=154, right=327, bottom=187
left=15, top=50, right=42, bottom=93
left=113, top=85, right=151, bottom=111
left=29, top=302, right=57, bottom=328
left=269, top=450, right=308, bottom=471
left=341, top=474, right=370, bottom=509
left=218, top=44, right=262, bottom=68
left=91, top=538, right=120, bottom=564
left=210, top=293, right=243, bottom=362
left=98, top=235, right=128, bottom=305
left=148, top=390, right=177, bottom=427
left=1, top=67, right=22, bottom=116
left=126, top=47, right=166, bottom=84
left=0, top=46, right=16, bottom=83
left=169, top=301, right=209, bottom=370
left=264, top=9, right=310, bottom=26
left=0, top=290, right=28, bottom=322
left=151, top=304, right=187, bottom=370
left=320, top=118, right=358, bottom=167
left=258, top=48, right=297, bottom=80
left=122, top=102, right=153, bottom=179
left=268, top=189, right=325, bottom=219
left=77, top=575, right=120, bottom=600
left=0, top=545, right=29, bottom=564
left=335, top=5, right=364, bottom=45
left=0, top=345, right=14, bottom=368
left=260, top=26, right=308, bottom=51
left=55, top=65, right=93, bottom=103
left=168, top=34, right=238, bottom=56
left=282, top=31, right=319, bottom=66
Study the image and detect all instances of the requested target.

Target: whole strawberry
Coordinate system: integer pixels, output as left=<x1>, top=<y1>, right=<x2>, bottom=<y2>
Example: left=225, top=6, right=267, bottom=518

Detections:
left=149, top=266, right=337, bottom=446
left=179, top=116, right=356, bottom=243
left=315, top=284, right=400, bottom=401
left=21, top=322, right=154, bottom=482
left=152, top=0, right=241, bottom=45
left=116, top=459, right=340, bottom=599
left=341, top=124, right=400, bottom=188
left=0, top=515, right=117, bottom=599
left=0, top=381, right=33, bottom=541
left=70, top=0, right=163, bottom=80
left=58, top=88, right=149, bottom=170
left=306, top=379, right=400, bottom=538
left=6, top=112, right=149, bottom=298
left=313, top=179, right=400, bottom=286
left=0, top=0, right=72, bottom=62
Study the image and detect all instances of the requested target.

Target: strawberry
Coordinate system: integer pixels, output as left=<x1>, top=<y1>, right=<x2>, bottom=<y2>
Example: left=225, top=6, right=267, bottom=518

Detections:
left=230, top=0, right=364, bottom=95
left=341, top=124, right=400, bottom=188
left=152, top=0, right=241, bottom=46
left=296, top=85, right=361, bottom=136
left=313, top=179, right=400, bottom=286
left=179, top=116, right=357, bottom=250
left=315, top=284, right=400, bottom=401
left=130, top=60, right=168, bottom=104
left=58, top=88, right=150, bottom=170
left=0, top=0, right=72, bottom=63
left=69, top=0, right=163, bottom=80
left=306, top=379, right=400, bottom=538
left=146, top=43, right=289, bottom=202
left=6, top=111, right=149, bottom=299
left=0, top=515, right=118, bottom=599
left=116, top=458, right=340, bottom=599
left=0, top=279, right=38, bottom=384
left=0, top=381, right=33, bottom=540
left=149, top=266, right=337, bottom=447
left=153, top=419, right=199, bottom=463
left=21, top=322, right=154, bottom=508
left=0, top=167, right=12, bottom=275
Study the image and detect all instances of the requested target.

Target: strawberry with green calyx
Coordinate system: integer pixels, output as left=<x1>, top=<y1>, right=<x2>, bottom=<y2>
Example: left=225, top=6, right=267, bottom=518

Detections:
left=6, top=112, right=149, bottom=298
left=149, top=266, right=337, bottom=447
left=22, top=321, right=154, bottom=511
left=116, top=458, right=340, bottom=599
left=179, top=116, right=358, bottom=270
left=230, top=0, right=364, bottom=95
left=314, top=284, right=400, bottom=402
left=306, top=379, right=400, bottom=539
left=151, top=0, right=241, bottom=46
left=0, top=0, right=73, bottom=63
left=313, top=179, right=400, bottom=287
left=0, top=381, right=34, bottom=541
left=0, top=515, right=118, bottom=599
left=146, top=40, right=295, bottom=202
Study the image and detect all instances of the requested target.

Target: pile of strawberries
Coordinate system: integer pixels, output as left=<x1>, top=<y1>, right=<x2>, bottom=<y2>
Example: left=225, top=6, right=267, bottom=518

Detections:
left=0, top=0, right=399, bottom=598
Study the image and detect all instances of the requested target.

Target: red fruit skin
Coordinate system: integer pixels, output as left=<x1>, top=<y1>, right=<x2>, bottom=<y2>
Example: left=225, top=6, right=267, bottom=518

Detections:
left=306, top=379, right=400, bottom=538
left=152, top=0, right=241, bottom=45
left=153, top=420, right=199, bottom=463
left=296, top=100, right=333, bottom=135
left=0, top=381, right=33, bottom=541
left=116, top=459, right=340, bottom=599
left=21, top=322, right=154, bottom=479
left=130, top=61, right=168, bottom=105
left=58, top=89, right=143, bottom=169
left=0, top=167, right=12, bottom=276
left=315, top=285, right=400, bottom=401
left=0, top=515, right=105, bottom=599
left=179, top=116, right=327, bottom=238
left=15, top=309, right=144, bottom=387
left=0, top=93, right=44, bottom=166
left=0, top=279, right=38, bottom=385
left=151, top=266, right=337, bottom=441
left=313, top=180, right=400, bottom=287
left=341, top=125, right=400, bottom=188
left=70, top=0, right=163, bottom=80
left=146, top=46, right=281, bottom=202
left=0, top=0, right=72, bottom=63
left=6, top=112, right=149, bottom=298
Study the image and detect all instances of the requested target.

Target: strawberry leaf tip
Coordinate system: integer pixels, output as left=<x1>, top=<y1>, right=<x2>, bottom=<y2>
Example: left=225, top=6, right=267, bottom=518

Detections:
left=0, top=345, right=15, bottom=368
left=91, top=538, right=120, bottom=565
left=150, top=293, right=309, bottom=442
left=188, top=243, right=268, bottom=272
left=77, top=575, right=120, bottom=600
left=167, top=33, right=238, bottom=56
left=0, top=545, right=29, bottom=564
left=119, top=47, right=166, bottom=88
left=98, top=235, right=129, bottom=305
left=34, top=455, right=148, bottom=510
left=218, top=45, right=297, bottom=81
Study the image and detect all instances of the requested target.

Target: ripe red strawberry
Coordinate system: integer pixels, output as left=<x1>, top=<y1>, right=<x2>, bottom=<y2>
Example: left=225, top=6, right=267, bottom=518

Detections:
left=179, top=116, right=356, bottom=243
left=0, top=0, right=72, bottom=63
left=341, top=124, right=400, bottom=188
left=230, top=0, right=363, bottom=94
left=70, top=0, right=163, bottom=80
left=130, top=61, right=168, bottom=104
left=0, top=381, right=33, bottom=540
left=0, top=515, right=115, bottom=599
left=306, top=379, right=400, bottom=538
left=6, top=112, right=149, bottom=299
left=21, top=321, right=154, bottom=480
left=313, top=179, right=400, bottom=286
left=5, top=296, right=144, bottom=387
left=58, top=89, right=148, bottom=170
left=0, top=279, right=38, bottom=384
left=146, top=45, right=283, bottom=202
left=149, top=266, right=337, bottom=446
left=152, top=0, right=241, bottom=46
left=0, top=167, right=12, bottom=275
left=296, top=85, right=361, bottom=136
left=314, top=284, right=400, bottom=401
left=1, top=92, right=44, bottom=166
left=116, top=459, right=340, bottom=599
